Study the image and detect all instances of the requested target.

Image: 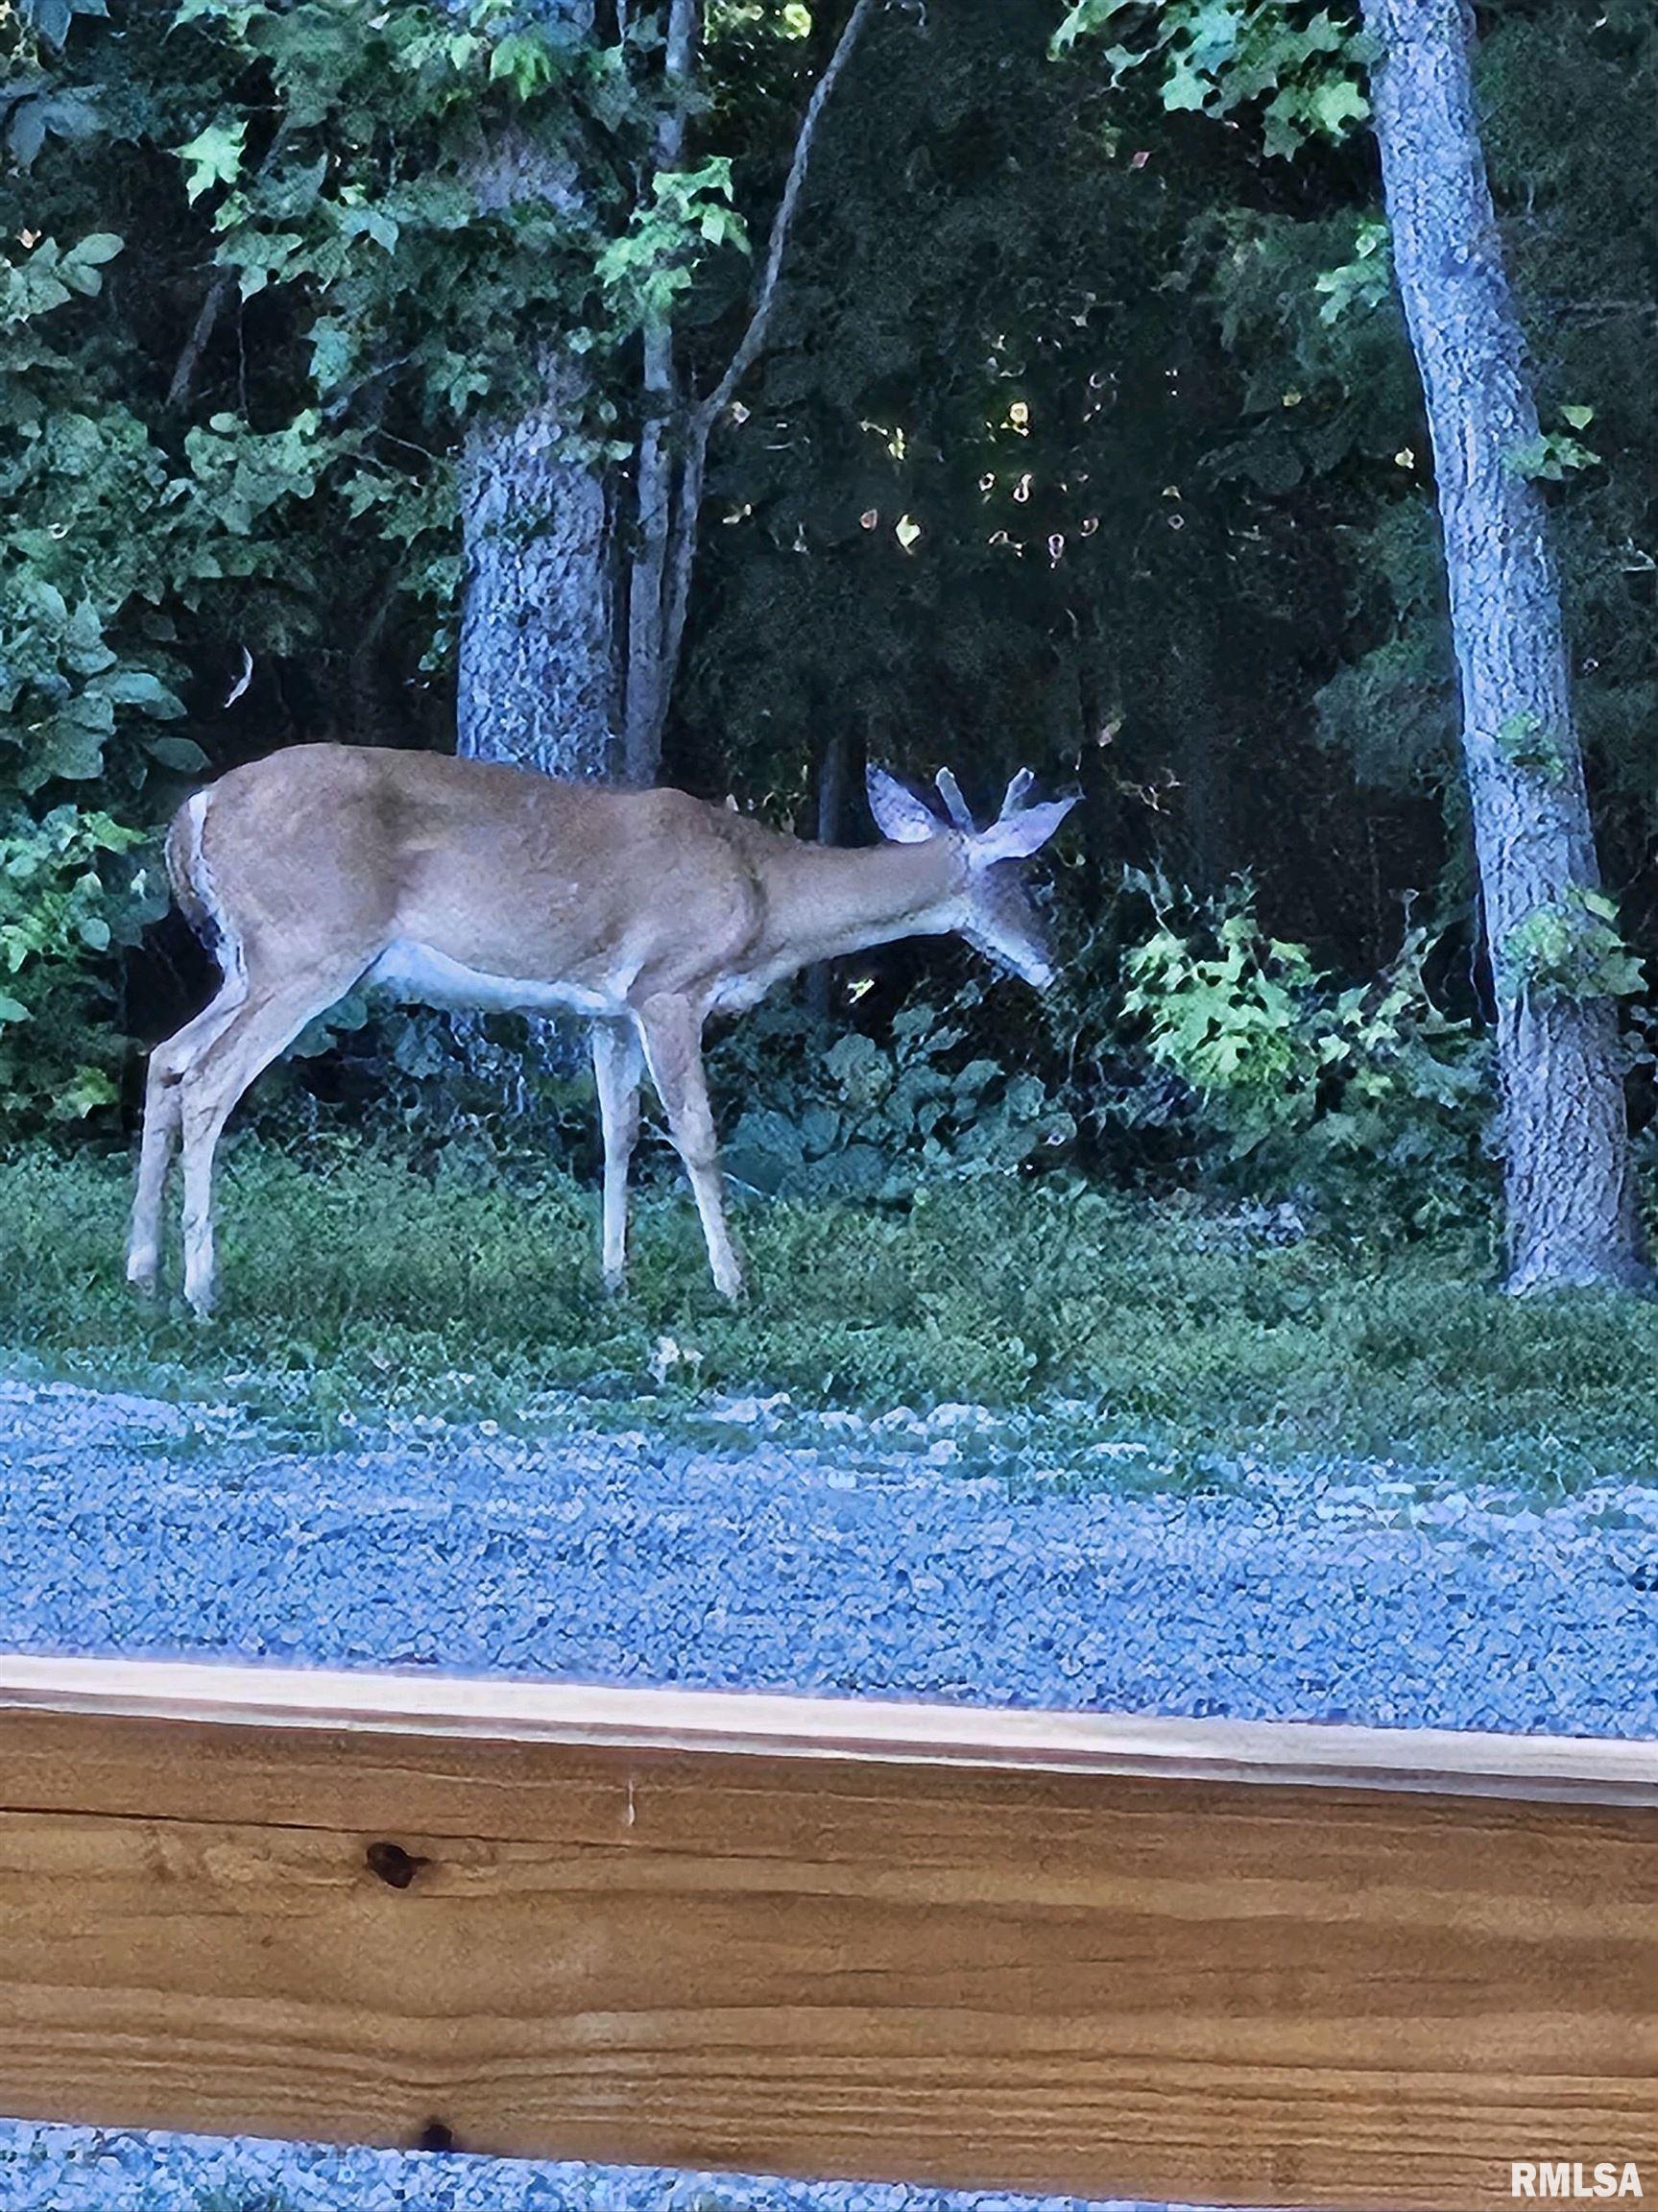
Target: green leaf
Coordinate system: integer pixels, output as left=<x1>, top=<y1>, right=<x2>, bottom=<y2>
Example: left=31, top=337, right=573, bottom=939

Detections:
left=93, top=669, right=188, bottom=717
left=49, top=1066, right=120, bottom=1118
left=65, top=599, right=106, bottom=654
left=145, top=735, right=208, bottom=772
left=309, top=320, right=352, bottom=393
left=66, top=232, right=123, bottom=266
left=1183, top=0, right=1243, bottom=71
left=65, top=690, right=116, bottom=734
left=489, top=29, right=567, bottom=99
left=178, top=118, right=246, bottom=205
left=22, top=578, right=69, bottom=629
left=8, top=101, right=48, bottom=170
left=35, top=726, right=107, bottom=781
left=1162, top=55, right=1212, bottom=111
left=1050, top=0, right=1133, bottom=54
left=1306, top=78, right=1369, bottom=136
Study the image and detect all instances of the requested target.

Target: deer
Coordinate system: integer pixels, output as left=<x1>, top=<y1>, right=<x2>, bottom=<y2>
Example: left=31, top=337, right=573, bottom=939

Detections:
left=126, top=745, right=1076, bottom=1315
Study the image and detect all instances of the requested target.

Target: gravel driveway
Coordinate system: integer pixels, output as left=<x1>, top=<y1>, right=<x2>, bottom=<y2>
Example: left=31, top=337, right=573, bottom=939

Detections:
left=2, top=1373, right=1654, bottom=2210
left=2, top=1375, right=1654, bottom=1732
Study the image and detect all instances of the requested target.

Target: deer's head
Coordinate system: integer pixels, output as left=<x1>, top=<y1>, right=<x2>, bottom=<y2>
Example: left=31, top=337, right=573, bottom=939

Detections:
left=866, top=764, right=1076, bottom=989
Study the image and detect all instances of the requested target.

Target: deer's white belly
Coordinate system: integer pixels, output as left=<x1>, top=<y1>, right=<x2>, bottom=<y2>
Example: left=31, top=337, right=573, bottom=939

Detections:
left=365, top=939, right=623, bottom=1020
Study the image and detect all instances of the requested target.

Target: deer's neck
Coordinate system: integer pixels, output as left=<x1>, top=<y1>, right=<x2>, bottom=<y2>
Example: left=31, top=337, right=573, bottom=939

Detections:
left=762, top=836, right=962, bottom=977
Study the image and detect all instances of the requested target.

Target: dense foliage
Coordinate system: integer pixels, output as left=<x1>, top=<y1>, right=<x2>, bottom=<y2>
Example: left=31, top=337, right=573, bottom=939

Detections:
left=2, top=0, right=1653, bottom=1244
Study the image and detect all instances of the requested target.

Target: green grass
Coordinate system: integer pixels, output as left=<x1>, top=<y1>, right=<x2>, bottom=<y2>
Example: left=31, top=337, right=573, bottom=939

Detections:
left=1, top=1137, right=1655, bottom=1488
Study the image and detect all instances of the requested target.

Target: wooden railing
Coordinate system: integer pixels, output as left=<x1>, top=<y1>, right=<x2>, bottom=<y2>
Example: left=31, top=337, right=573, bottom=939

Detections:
left=2, top=1655, right=1654, bottom=2211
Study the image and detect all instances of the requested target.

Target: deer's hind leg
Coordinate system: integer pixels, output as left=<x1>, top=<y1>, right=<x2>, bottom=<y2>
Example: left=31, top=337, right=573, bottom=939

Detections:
left=127, top=980, right=248, bottom=1292
left=592, top=1019, right=643, bottom=1292
left=174, top=950, right=369, bottom=1317
left=635, top=992, right=743, bottom=1301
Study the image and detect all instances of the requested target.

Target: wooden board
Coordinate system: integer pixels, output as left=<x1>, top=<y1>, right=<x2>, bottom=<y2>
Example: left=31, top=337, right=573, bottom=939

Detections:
left=1, top=1656, right=1654, bottom=2210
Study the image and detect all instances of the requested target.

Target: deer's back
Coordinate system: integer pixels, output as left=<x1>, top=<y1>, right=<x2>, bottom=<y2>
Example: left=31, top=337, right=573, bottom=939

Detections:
left=180, top=744, right=774, bottom=1005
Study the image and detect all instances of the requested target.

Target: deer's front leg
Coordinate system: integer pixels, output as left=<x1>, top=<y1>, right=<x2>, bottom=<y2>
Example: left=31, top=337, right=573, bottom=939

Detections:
left=634, top=992, right=744, bottom=1301
left=591, top=1019, right=642, bottom=1293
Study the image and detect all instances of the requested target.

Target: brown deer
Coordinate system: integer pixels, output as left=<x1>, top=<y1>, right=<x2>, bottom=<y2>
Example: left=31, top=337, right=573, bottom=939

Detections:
left=127, top=746, right=1074, bottom=1313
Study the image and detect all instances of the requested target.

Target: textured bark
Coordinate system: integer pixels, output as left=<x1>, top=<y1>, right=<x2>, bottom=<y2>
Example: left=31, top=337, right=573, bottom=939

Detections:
left=454, top=0, right=615, bottom=782
left=456, top=366, right=615, bottom=780
left=1363, top=0, right=1646, bottom=1290
left=443, top=1, right=614, bottom=1097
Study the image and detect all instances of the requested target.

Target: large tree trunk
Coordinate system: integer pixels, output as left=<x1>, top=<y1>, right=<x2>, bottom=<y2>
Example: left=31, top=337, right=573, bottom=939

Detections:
left=444, top=2, right=615, bottom=1102
left=456, top=363, right=615, bottom=779
left=455, top=0, right=615, bottom=781
left=454, top=0, right=873, bottom=791
left=1363, top=0, right=1646, bottom=1291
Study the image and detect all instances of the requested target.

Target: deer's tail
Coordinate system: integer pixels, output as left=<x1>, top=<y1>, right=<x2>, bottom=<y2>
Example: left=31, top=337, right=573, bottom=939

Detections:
left=165, top=788, right=244, bottom=991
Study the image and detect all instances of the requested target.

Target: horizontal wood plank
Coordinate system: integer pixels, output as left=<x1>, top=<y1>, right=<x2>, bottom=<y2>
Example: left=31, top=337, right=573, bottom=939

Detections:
left=1, top=1656, right=1654, bottom=2210
left=7, top=1652, right=1658, bottom=1803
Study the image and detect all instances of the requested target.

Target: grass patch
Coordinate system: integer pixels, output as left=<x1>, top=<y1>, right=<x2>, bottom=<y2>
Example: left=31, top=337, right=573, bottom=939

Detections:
left=1, top=1137, right=1654, bottom=1487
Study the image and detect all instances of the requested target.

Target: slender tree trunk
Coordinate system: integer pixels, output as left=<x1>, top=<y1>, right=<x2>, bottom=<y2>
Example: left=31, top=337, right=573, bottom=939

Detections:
left=622, top=0, right=699, bottom=784
left=805, top=724, right=849, bottom=1019
left=1164, top=556, right=1230, bottom=895
left=630, top=0, right=877, bottom=785
left=454, top=0, right=616, bottom=781
left=1363, top=0, right=1646, bottom=1290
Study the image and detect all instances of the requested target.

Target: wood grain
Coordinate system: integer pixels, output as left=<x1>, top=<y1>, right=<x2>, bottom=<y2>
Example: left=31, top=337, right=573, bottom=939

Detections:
left=1, top=1657, right=1654, bottom=2210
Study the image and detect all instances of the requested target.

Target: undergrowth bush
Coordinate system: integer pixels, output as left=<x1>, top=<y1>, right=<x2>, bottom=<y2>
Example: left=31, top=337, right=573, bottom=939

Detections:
left=1108, top=877, right=1493, bottom=1234
left=708, top=993, right=1076, bottom=1201
left=0, top=803, right=147, bottom=1122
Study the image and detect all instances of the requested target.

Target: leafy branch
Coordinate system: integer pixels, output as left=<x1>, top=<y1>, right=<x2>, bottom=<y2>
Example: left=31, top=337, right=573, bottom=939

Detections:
left=1053, top=0, right=1371, bottom=158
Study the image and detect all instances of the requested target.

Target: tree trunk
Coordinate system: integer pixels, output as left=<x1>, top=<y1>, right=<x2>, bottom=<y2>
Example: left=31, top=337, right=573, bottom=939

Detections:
left=454, top=0, right=615, bottom=782
left=456, top=367, right=615, bottom=779
left=443, top=2, right=615, bottom=1101
left=639, top=0, right=878, bottom=783
left=1363, top=0, right=1646, bottom=1291
left=622, top=0, right=699, bottom=785
left=454, top=0, right=873, bottom=790
left=805, top=725, right=849, bottom=1020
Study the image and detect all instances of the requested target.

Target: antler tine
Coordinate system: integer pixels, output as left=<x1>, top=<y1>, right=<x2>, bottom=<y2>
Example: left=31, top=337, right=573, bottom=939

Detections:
left=934, top=767, right=977, bottom=833
left=999, top=767, right=1036, bottom=819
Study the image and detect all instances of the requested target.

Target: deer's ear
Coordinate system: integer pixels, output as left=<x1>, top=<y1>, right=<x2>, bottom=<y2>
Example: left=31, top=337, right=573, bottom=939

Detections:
left=973, top=794, right=1077, bottom=862
left=866, top=765, right=940, bottom=844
